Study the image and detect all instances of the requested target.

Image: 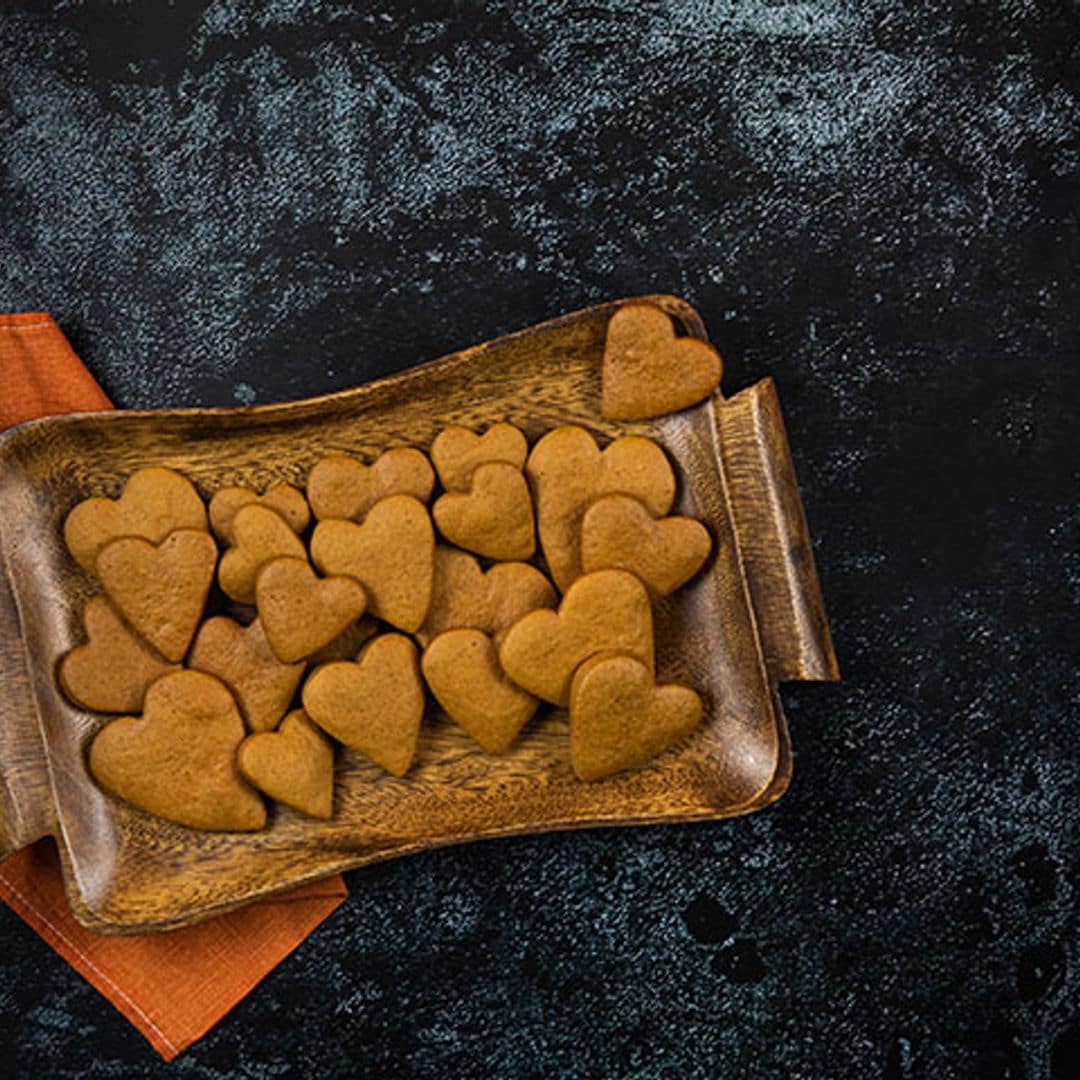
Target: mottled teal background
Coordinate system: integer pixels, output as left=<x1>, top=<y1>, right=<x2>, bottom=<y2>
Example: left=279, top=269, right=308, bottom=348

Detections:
left=1, top=2, right=1077, bottom=1077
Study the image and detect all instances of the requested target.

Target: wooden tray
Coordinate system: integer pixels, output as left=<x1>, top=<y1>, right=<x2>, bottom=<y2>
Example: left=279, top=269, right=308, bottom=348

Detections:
left=0, top=295, right=838, bottom=933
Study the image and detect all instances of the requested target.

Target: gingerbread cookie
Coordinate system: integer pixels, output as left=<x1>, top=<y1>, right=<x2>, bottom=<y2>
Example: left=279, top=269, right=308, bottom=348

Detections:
left=417, top=546, right=556, bottom=645
left=189, top=616, right=305, bottom=733
left=237, top=709, right=334, bottom=819
left=417, top=546, right=487, bottom=643
left=580, top=494, right=712, bottom=597
left=526, top=426, right=675, bottom=590
left=310, top=495, right=434, bottom=633
left=600, top=304, right=722, bottom=420
left=209, top=482, right=310, bottom=544
left=89, top=669, right=266, bottom=831
left=569, top=653, right=703, bottom=780
left=432, top=462, right=535, bottom=560
left=307, top=618, right=380, bottom=664
left=307, top=448, right=434, bottom=522
left=422, top=629, right=538, bottom=754
left=498, top=569, right=654, bottom=707
left=59, top=596, right=176, bottom=713
left=255, top=556, right=367, bottom=663
left=218, top=503, right=307, bottom=604
left=64, top=466, right=208, bottom=574
left=302, top=633, right=424, bottom=777
left=96, top=529, right=217, bottom=661
left=430, top=422, right=528, bottom=492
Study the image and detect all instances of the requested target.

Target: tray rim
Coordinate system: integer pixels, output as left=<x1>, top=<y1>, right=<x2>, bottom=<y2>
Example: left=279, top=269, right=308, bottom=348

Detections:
left=0, top=296, right=707, bottom=453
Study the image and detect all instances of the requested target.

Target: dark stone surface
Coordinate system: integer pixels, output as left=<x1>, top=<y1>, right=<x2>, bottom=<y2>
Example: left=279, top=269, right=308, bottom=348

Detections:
left=1, top=2, right=1077, bottom=1076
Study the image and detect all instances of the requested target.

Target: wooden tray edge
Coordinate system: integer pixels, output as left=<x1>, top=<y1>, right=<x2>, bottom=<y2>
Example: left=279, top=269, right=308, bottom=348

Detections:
left=0, top=295, right=708, bottom=453
left=715, top=379, right=840, bottom=684
left=0, top=523, right=57, bottom=858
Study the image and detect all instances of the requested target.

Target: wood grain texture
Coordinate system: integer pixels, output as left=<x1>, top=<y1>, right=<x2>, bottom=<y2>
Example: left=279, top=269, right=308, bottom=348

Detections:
left=0, top=295, right=836, bottom=932
left=0, top=546, right=56, bottom=857
left=715, top=380, right=840, bottom=684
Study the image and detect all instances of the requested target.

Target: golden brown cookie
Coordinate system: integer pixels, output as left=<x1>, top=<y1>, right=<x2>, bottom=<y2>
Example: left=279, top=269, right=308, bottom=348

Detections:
left=485, top=566, right=558, bottom=642
left=430, top=422, right=528, bottom=492
left=307, top=448, right=435, bottom=522
left=64, top=466, right=208, bottom=574
left=600, top=304, right=723, bottom=420
left=569, top=653, right=703, bottom=780
left=237, top=709, right=334, bottom=819
left=526, top=426, right=676, bottom=590
left=218, top=503, right=307, bottom=604
left=96, top=529, right=217, bottom=662
left=209, top=482, right=310, bottom=544
left=417, top=546, right=486, bottom=643
left=254, top=556, right=367, bottom=663
left=189, top=616, right=305, bottom=733
left=310, top=495, right=434, bottom=633
left=498, top=569, right=653, bottom=707
left=422, top=629, right=538, bottom=754
left=59, top=596, right=177, bottom=713
left=432, top=462, right=535, bottom=560
left=417, top=546, right=556, bottom=646
left=302, top=633, right=424, bottom=777
left=307, top=618, right=380, bottom=664
left=580, top=494, right=712, bottom=597
left=89, top=669, right=266, bottom=831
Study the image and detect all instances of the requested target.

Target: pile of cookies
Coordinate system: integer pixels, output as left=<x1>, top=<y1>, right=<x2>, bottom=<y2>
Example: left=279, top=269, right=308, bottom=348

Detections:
left=58, top=303, right=724, bottom=831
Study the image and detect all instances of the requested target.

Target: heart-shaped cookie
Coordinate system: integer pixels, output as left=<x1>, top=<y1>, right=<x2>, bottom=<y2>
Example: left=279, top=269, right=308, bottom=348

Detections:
left=569, top=653, right=703, bottom=780
left=526, top=426, right=675, bottom=590
left=237, top=709, right=334, bottom=819
left=59, top=596, right=177, bottom=713
left=218, top=503, right=307, bottom=604
left=89, top=669, right=266, bottom=831
left=431, top=422, right=528, bottom=492
left=581, top=494, right=713, bottom=597
left=601, top=304, right=722, bottom=420
left=432, top=462, right=535, bottom=560
left=64, top=466, right=208, bottom=574
left=422, top=629, right=539, bottom=754
left=96, top=529, right=217, bottom=661
left=417, top=546, right=556, bottom=645
left=307, top=448, right=435, bottom=522
left=302, top=633, right=424, bottom=776
left=310, top=495, right=434, bottom=633
left=209, top=482, right=310, bottom=544
left=308, top=617, right=380, bottom=664
left=498, top=569, right=654, bottom=707
left=255, top=556, right=367, bottom=663
left=189, top=616, right=305, bottom=732
left=479, top=563, right=558, bottom=645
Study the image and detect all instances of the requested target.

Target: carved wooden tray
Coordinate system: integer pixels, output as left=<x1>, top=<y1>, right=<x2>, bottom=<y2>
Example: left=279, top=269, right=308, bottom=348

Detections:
left=0, top=295, right=837, bottom=933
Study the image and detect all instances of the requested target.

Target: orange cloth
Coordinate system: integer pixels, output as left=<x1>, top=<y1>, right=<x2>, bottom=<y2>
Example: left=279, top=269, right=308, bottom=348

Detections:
left=0, top=312, right=348, bottom=1060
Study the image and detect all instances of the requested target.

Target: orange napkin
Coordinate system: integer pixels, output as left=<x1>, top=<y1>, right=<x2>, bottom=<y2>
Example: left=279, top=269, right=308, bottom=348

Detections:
left=0, top=312, right=348, bottom=1060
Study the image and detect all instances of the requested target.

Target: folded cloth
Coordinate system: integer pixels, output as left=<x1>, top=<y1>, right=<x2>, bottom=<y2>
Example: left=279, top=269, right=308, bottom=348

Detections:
left=0, top=312, right=348, bottom=1060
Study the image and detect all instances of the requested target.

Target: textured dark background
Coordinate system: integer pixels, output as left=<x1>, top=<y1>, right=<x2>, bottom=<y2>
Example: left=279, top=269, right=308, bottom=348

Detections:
left=1, top=1, right=1077, bottom=1076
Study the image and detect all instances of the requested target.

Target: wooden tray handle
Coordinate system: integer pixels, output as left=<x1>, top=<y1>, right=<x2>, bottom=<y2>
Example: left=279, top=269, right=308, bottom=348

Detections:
left=716, top=378, right=840, bottom=684
left=0, top=554, right=54, bottom=857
